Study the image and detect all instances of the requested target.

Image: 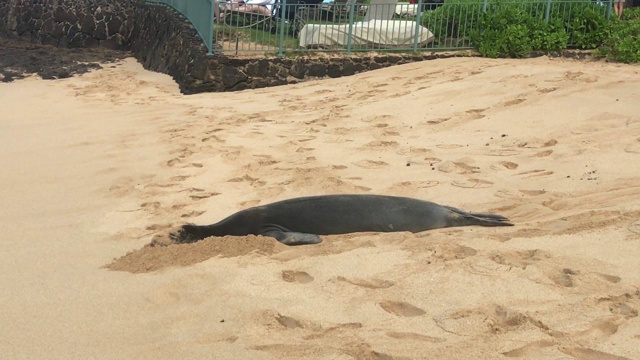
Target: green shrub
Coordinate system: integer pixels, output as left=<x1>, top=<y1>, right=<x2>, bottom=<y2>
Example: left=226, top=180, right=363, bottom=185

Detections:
left=471, top=5, right=568, bottom=57
left=421, top=0, right=484, bottom=43
left=420, top=0, right=636, bottom=62
left=552, top=4, right=610, bottom=48
left=621, top=6, right=640, bottom=20
left=595, top=11, right=640, bottom=63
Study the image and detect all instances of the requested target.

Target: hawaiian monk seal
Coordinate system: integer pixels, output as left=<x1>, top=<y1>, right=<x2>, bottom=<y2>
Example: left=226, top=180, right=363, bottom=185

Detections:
left=166, top=194, right=513, bottom=246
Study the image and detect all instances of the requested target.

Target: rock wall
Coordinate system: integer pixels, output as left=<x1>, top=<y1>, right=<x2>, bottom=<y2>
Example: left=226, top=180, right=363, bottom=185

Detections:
left=206, top=52, right=473, bottom=93
left=130, top=3, right=213, bottom=94
left=0, top=0, right=135, bottom=49
left=0, top=0, right=471, bottom=94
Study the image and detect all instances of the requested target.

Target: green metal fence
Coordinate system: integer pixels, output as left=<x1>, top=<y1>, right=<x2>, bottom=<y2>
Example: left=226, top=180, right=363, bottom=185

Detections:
left=147, top=0, right=216, bottom=54
left=147, top=0, right=613, bottom=56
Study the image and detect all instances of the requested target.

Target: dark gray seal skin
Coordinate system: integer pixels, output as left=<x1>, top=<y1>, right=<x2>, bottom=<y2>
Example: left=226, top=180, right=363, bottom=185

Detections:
left=169, top=194, right=513, bottom=246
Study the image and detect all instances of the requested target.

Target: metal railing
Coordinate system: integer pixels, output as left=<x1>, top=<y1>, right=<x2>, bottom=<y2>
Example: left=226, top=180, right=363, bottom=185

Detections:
left=146, top=0, right=613, bottom=56
left=216, top=0, right=440, bottom=55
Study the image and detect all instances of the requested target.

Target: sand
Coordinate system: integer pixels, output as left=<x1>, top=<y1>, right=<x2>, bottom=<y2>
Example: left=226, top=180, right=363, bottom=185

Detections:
left=1, top=55, right=639, bottom=359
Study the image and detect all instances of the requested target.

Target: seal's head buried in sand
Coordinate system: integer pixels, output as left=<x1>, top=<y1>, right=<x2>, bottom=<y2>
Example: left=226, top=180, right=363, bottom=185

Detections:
left=162, top=194, right=513, bottom=246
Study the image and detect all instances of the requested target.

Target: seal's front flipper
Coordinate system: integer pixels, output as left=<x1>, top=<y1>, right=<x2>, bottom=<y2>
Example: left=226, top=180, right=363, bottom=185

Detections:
left=260, top=224, right=322, bottom=246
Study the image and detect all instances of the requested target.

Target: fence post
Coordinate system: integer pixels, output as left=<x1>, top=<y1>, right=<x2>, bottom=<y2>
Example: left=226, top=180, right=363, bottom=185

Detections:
left=278, top=0, right=287, bottom=57
left=208, top=0, right=214, bottom=54
left=413, top=0, right=423, bottom=51
left=482, top=0, right=488, bottom=13
left=606, top=0, right=613, bottom=19
left=544, top=0, right=551, bottom=23
left=346, top=0, right=356, bottom=55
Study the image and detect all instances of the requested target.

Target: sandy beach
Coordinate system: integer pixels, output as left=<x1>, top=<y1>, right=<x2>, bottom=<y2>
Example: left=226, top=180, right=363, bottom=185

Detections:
left=1, top=54, right=639, bottom=359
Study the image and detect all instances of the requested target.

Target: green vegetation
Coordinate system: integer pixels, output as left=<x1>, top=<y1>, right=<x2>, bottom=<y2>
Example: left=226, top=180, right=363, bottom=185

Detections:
left=213, top=0, right=639, bottom=62
left=420, top=0, right=639, bottom=63
left=471, top=5, right=569, bottom=57
left=595, top=7, right=640, bottom=63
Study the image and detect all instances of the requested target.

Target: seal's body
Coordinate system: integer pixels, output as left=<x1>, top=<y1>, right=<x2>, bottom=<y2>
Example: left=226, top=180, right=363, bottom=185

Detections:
left=170, top=194, right=513, bottom=245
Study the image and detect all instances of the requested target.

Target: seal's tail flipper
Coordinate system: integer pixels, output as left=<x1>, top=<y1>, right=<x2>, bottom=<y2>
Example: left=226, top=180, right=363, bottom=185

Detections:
left=464, top=214, right=514, bottom=227
left=445, top=206, right=514, bottom=227
left=261, top=224, right=322, bottom=246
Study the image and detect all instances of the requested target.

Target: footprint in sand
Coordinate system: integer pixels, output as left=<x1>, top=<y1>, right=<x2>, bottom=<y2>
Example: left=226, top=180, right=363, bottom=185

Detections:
left=145, top=223, right=174, bottom=231
left=228, top=174, right=259, bottom=183
left=548, top=268, right=579, bottom=288
left=385, top=332, right=445, bottom=343
left=228, top=174, right=266, bottom=187
left=435, top=304, right=549, bottom=337
left=595, top=273, right=622, bottom=284
left=503, top=98, right=526, bottom=107
left=303, top=323, right=363, bottom=341
left=221, top=150, right=241, bottom=161
left=388, top=181, right=439, bottom=192
left=169, top=147, right=195, bottom=158
left=201, top=134, right=223, bottom=143
left=451, top=178, right=494, bottom=189
left=189, top=192, right=220, bottom=200
left=270, top=312, right=322, bottom=332
left=364, top=140, right=399, bottom=149
left=326, top=127, right=354, bottom=135
left=624, top=138, right=640, bottom=154
left=486, top=148, right=521, bottom=157
left=144, top=182, right=178, bottom=189
left=437, top=161, right=480, bottom=174
left=180, top=210, right=205, bottom=218
left=275, top=314, right=305, bottom=329
left=599, top=291, right=640, bottom=319
left=354, top=160, right=389, bottom=169
left=628, top=220, right=640, bottom=236
left=490, top=161, right=519, bottom=170
left=295, top=147, right=315, bottom=153
left=140, top=201, right=161, bottom=210
left=379, top=301, right=426, bottom=317
left=282, top=270, right=314, bottom=284
left=426, top=117, right=451, bottom=125
left=423, top=156, right=441, bottom=164
left=519, top=189, right=546, bottom=196
left=517, top=138, right=558, bottom=149
left=533, top=149, right=553, bottom=157
left=337, top=276, right=395, bottom=289
left=489, top=249, right=551, bottom=270
left=256, top=158, right=280, bottom=166
left=166, top=158, right=203, bottom=168
left=516, top=169, right=554, bottom=178
left=165, top=158, right=184, bottom=167
left=339, top=343, right=397, bottom=360
left=501, top=340, right=556, bottom=358
left=170, top=175, right=190, bottom=182
left=464, top=108, right=488, bottom=119
left=438, top=245, right=478, bottom=261
left=537, top=86, right=558, bottom=94
left=436, top=144, right=464, bottom=150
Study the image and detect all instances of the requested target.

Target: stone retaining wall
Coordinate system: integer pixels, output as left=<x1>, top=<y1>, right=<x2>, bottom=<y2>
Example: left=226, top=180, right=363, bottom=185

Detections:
left=0, top=0, right=472, bottom=93
left=130, top=3, right=214, bottom=94
left=0, top=0, right=135, bottom=49
left=205, top=52, right=473, bottom=93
